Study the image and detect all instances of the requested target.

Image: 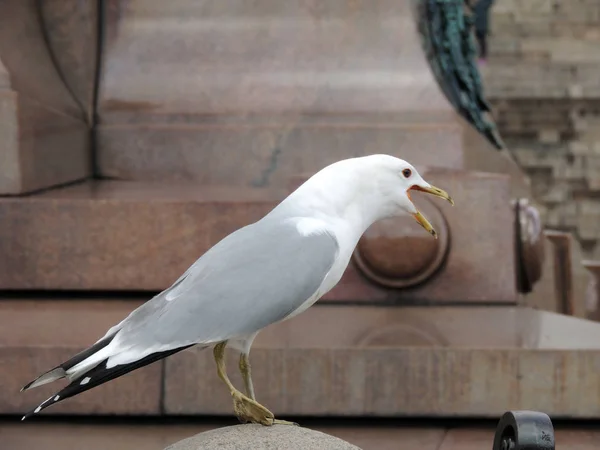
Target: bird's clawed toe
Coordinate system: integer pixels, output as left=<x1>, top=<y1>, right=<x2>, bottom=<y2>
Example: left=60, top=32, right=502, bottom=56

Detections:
left=232, top=390, right=273, bottom=425
left=231, top=390, right=296, bottom=426
left=272, top=419, right=299, bottom=426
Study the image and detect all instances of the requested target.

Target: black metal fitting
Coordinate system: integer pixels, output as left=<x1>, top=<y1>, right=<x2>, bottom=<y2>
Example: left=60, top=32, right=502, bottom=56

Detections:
left=493, top=411, right=555, bottom=450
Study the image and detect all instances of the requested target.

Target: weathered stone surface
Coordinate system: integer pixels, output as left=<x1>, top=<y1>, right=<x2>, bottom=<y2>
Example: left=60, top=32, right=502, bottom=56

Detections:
left=38, top=0, right=98, bottom=121
left=165, top=425, right=361, bottom=450
left=525, top=233, right=589, bottom=319
left=164, top=347, right=600, bottom=418
left=99, top=1, right=452, bottom=117
left=97, top=121, right=463, bottom=187
left=8, top=300, right=600, bottom=354
left=9, top=302, right=600, bottom=419
left=95, top=0, right=463, bottom=184
left=0, top=171, right=517, bottom=304
left=10, top=96, right=90, bottom=193
left=0, top=1, right=91, bottom=194
left=1, top=346, right=162, bottom=416
left=0, top=0, right=83, bottom=117
left=0, top=182, right=278, bottom=290
left=0, top=76, right=90, bottom=194
left=0, top=299, right=144, bottom=346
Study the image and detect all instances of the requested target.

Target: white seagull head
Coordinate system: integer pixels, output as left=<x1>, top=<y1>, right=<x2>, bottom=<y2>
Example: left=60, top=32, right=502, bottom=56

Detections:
left=292, top=154, right=455, bottom=238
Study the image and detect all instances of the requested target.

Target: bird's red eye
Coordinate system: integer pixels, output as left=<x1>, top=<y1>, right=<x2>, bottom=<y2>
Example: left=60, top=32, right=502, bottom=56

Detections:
left=402, top=169, right=412, bottom=178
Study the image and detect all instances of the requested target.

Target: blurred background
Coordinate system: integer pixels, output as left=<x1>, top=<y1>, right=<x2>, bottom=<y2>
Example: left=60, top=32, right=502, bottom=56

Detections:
left=1, top=0, right=600, bottom=449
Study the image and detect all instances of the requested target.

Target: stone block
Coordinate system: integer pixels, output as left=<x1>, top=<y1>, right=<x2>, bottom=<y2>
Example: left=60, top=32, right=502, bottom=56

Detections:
left=586, top=177, right=600, bottom=191
left=545, top=207, right=561, bottom=228
left=97, top=0, right=453, bottom=118
left=555, top=202, right=578, bottom=228
left=38, top=0, right=98, bottom=121
left=554, top=156, right=586, bottom=181
left=568, top=84, right=585, bottom=98
left=568, top=141, right=589, bottom=155
left=0, top=93, right=90, bottom=194
left=515, top=0, right=553, bottom=15
left=94, top=0, right=463, bottom=184
left=163, top=347, right=600, bottom=418
left=541, top=184, right=568, bottom=204
left=538, top=128, right=560, bottom=144
left=0, top=0, right=92, bottom=194
left=578, top=199, right=600, bottom=215
left=0, top=300, right=529, bottom=352
left=0, top=1, right=82, bottom=117
left=0, top=299, right=144, bottom=347
left=0, top=182, right=277, bottom=290
left=97, top=121, right=463, bottom=187
left=0, top=170, right=517, bottom=304
left=577, top=216, right=600, bottom=241
left=5, top=299, right=600, bottom=419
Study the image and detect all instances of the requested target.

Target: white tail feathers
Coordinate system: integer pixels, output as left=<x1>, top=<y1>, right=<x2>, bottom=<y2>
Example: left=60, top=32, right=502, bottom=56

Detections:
left=65, top=344, right=114, bottom=379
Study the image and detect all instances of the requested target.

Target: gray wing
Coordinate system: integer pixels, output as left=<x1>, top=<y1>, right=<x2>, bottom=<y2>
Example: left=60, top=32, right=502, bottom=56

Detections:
left=109, top=217, right=339, bottom=352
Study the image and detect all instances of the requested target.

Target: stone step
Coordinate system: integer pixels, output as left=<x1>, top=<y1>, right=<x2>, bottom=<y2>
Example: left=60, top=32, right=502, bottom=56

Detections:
left=0, top=173, right=515, bottom=305
left=7, top=344, right=600, bottom=418
left=5, top=299, right=600, bottom=418
left=0, top=181, right=281, bottom=291
left=6, top=300, right=600, bottom=351
left=0, top=300, right=538, bottom=349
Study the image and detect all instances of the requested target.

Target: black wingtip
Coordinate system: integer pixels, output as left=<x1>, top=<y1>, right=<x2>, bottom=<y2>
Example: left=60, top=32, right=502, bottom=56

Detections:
left=21, top=345, right=194, bottom=419
left=22, top=408, right=42, bottom=421
left=21, top=394, right=63, bottom=421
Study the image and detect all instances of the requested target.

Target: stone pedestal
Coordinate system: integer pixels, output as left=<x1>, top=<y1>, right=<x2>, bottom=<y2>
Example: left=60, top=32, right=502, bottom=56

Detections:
left=165, top=425, right=360, bottom=450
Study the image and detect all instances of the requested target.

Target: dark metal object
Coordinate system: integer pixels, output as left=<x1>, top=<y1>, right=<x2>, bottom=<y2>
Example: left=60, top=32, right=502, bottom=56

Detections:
left=493, top=411, right=555, bottom=450
left=413, top=0, right=505, bottom=150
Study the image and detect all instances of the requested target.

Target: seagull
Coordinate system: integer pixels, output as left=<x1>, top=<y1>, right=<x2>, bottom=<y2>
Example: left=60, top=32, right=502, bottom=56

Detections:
left=21, top=154, right=453, bottom=425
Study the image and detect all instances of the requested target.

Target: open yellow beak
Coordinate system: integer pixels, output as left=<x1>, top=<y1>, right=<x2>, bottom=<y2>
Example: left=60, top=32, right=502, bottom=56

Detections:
left=408, top=184, right=454, bottom=239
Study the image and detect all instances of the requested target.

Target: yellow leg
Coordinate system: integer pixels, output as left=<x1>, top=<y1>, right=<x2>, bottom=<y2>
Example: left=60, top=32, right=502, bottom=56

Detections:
left=213, top=342, right=297, bottom=426
left=239, top=353, right=256, bottom=400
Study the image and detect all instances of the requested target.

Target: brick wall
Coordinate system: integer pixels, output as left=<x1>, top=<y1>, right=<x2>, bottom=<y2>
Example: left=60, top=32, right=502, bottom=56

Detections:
left=481, top=0, right=600, bottom=255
